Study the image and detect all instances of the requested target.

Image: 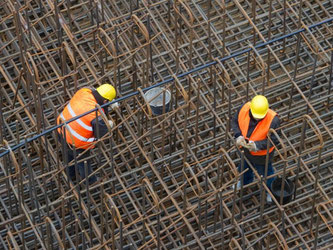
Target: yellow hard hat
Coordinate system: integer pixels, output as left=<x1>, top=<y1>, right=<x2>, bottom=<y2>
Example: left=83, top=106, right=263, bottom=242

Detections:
left=96, top=84, right=116, bottom=101
left=250, top=95, right=269, bottom=119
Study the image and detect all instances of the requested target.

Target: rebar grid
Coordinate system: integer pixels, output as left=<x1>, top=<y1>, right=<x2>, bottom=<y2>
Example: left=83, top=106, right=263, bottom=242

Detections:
left=0, top=0, right=332, bottom=249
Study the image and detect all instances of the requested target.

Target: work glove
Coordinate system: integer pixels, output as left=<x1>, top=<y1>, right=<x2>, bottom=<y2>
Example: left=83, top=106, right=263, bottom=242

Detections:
left=110, top=102, right=120, bottom=110
left=246, top=141, right=257, bottom=152
left=108, top=120, right=114, bottom=129
left=236, top=136, right=246, bottom=148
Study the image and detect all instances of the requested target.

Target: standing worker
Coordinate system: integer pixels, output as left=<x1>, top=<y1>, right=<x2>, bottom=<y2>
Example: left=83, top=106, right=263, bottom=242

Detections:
left=232, top=95, right=280, bottom=202
left=57, top=84, right=119, bottom=184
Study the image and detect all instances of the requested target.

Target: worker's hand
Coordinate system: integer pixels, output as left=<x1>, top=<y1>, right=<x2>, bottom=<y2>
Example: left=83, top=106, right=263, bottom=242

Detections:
left=246, top=141, right=257, bottom=152
left=108, top=120, right=114, bottom=129
left=236, top=136, right=246, bottom=148
left=111, top=102, right=119, bottom=110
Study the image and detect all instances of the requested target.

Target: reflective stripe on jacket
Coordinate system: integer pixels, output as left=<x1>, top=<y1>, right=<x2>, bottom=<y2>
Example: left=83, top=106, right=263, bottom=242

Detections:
left=238, top=102, right=276, bottom=156
left=57, top=88, right=99, bottom=149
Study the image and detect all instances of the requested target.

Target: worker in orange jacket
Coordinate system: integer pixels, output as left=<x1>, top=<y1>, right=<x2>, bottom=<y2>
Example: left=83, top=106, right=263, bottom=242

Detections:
left=57, top=84, right=119, bottom=184
left=232, top=95, right=281, bottom=202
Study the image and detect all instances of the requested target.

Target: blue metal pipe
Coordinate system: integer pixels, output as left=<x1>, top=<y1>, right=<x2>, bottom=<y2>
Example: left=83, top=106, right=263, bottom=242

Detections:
left=1, top=17, right=332, bottom=158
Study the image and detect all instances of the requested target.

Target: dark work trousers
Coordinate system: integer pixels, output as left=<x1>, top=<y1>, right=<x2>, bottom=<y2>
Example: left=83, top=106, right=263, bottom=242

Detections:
left=238, top=160, right=275, bottom=189
left=58, top=133, right=97, bottom=184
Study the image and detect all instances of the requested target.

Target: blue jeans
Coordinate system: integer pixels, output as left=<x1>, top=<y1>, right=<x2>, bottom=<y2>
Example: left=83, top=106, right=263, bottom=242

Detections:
left=66, top=149, right=97, bottom=185
left=238, top=160, right=275, bottom=189
left=58, top=133, right=97, bottom=184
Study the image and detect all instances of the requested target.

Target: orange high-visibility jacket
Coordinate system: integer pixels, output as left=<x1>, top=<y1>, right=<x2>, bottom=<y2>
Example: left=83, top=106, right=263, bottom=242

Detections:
left=238, top=102, right=277, bottom=156
left=57, top=88, right=100, bottom=149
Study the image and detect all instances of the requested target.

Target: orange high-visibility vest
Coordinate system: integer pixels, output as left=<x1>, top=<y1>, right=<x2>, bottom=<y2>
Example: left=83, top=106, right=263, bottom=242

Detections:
left=57, top=88, right=100, bottom=149
left=238, top=102, right=277, bottom=156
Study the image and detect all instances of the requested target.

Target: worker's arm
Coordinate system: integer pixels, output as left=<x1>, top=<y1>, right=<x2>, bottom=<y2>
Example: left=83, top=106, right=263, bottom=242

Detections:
left=254, top=116, right=281, bottom=150
left=231, top=106, right=243, bottom=138
left=91, top=117, right=109, bottom=138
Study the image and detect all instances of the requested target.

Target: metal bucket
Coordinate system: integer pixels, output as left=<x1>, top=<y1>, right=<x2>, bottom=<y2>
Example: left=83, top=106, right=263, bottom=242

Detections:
left=271, top=177, right=295, bottom=204
left=144, top=87, right=171, bottom=115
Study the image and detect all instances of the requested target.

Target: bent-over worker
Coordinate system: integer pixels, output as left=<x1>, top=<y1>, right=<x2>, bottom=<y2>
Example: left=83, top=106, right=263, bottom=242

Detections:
left=57, top=84, right=119, bottom=184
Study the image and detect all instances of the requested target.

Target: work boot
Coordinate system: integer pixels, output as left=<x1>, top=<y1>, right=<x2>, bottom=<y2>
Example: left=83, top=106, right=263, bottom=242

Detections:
left=266, top=193, right=272, bottom=203
left=233, top=181, right=242, bottom=190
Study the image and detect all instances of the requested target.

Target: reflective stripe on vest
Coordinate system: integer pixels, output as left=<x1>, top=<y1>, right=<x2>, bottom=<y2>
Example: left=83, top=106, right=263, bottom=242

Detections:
left=238, top=102, right=276, bottom=156
left=59, top=113, right=95, bottom=142
left=57, top=88, right=98, bottom=149
left=66, top=103, right=93, bottom=131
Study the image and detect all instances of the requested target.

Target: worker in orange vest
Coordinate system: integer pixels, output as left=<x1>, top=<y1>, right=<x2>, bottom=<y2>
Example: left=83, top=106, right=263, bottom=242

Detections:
left=57, top=84, right=119, bottom=184
left=232, top=95, right=281, bottom=202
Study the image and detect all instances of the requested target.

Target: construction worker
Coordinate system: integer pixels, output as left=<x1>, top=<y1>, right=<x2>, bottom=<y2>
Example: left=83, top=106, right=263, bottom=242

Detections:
left=57, top=84, right=119, bottom=184
left=232, top=95, right=280, bottom=202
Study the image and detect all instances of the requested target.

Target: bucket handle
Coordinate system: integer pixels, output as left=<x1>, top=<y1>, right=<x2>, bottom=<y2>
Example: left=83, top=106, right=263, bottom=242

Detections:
left=138, top=87, right=153, bottom=117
